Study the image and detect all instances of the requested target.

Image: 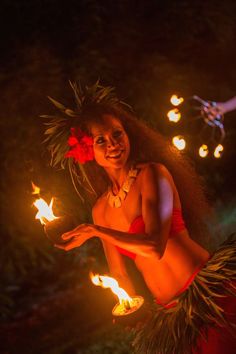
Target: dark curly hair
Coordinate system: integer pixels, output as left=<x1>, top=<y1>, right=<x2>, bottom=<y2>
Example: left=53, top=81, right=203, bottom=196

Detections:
left=73, top=103, right=215, bottom=250
left=43, top=82, right=215, bottom=250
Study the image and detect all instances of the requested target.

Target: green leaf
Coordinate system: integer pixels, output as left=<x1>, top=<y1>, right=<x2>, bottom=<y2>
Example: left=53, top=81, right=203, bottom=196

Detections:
left=47, top=96, right=67, bottom=111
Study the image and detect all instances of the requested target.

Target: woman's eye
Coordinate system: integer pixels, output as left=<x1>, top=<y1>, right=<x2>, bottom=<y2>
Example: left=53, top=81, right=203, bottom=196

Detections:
left=96, top=137, right=105, bottom=145
left=113, top=130, right=122, bottom=138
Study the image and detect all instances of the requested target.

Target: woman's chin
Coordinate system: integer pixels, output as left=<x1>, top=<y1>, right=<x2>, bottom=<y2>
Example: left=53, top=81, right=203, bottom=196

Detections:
left=98, top=155, right=129, bottom=169
left=106, top=158, right=128, bottom=169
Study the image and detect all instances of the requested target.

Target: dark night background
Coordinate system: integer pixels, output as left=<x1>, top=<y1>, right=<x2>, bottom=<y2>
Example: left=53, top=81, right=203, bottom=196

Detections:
left=0, top=1, right=236, bottom=353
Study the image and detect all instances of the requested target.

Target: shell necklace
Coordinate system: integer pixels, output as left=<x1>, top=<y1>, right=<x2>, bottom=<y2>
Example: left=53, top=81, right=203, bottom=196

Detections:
left=107, top=166, right=139, bottom=208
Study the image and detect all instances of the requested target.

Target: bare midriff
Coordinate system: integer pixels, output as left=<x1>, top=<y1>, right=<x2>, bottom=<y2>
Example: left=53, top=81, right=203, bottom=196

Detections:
left=135, top=229, right=210, bottom=304
left=99, top=163, right=210, bottom=305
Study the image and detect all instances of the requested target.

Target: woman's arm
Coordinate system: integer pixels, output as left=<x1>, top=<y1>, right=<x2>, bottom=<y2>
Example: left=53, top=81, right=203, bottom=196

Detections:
left=58, top=163, right=174, bottom=259
left=95, top=163, right=174, bottom=259
left=93, top=205, right=136, bottom=295
left=101, top=240, right=136, bottom=295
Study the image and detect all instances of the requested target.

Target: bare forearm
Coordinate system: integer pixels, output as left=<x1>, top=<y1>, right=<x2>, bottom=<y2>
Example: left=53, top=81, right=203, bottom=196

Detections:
left=223, top=96, right=236, bottom=114
left=94, top=224, right=161, bottom=258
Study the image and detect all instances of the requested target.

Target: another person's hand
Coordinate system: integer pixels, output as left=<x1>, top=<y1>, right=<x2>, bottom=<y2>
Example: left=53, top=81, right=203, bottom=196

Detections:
left=55, top=223, right=96, bottom=250
left=204, top=103, right=224, bottom=121
left=204, top=96, right=236, bottom=121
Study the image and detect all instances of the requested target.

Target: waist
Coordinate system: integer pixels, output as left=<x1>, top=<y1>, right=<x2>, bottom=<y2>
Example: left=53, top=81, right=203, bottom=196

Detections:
left=155, top=262, right=206, bottom=308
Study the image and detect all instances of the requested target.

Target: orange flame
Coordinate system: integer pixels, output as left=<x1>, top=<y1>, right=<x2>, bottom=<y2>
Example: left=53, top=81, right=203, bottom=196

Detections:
left=170, top=95, right=184, bottom=106
left=199, top=144, right=209, bottom=158
left=31, top=182, right=40, bottom=195
left=214, top=144, right=223, bottom=158
left=167, top=108, right=181, bottom=122
left=90, top=273, right=132, bottom=305
left=32, top=182, right=58, bottom=225
left=172, top=135, right=186, bottom=150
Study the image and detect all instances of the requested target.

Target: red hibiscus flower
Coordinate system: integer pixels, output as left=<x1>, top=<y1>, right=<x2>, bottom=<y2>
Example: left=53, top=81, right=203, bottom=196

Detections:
left=65, top=127, right=94, bottom=164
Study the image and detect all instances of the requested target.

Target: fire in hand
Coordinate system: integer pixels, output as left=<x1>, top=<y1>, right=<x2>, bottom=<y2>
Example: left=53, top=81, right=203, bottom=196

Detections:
left=90, top=273, right=144, bottom=316
left=32, top=182, right=58, bottom=225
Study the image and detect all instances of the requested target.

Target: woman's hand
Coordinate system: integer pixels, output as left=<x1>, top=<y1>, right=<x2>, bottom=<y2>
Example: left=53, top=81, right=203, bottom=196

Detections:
left=55, top=223, right=96, bottom=251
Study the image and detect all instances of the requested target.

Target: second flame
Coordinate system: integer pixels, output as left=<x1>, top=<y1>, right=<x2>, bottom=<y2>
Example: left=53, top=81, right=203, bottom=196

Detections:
left=91, top=273, right=132, bottom=308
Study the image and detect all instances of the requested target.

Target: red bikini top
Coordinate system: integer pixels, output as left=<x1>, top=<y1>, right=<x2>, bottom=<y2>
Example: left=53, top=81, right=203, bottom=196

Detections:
left=116, top=209, right=186, bottom=260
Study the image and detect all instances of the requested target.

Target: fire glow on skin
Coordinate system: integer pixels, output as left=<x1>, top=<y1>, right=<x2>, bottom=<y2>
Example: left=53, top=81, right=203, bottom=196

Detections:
left=32, top=182, right=144, bottom=316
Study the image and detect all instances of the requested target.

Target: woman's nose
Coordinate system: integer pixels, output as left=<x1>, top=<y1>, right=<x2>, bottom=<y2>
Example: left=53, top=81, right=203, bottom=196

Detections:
left=107, top=136, right=117, bottom=148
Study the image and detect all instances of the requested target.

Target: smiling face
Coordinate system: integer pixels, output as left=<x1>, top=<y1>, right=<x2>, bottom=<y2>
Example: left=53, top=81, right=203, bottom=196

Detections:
left=90, top=115, right=130, bottom=169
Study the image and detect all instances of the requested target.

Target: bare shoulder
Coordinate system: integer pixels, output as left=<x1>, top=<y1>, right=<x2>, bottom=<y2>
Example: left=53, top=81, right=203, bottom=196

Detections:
left=137, top=163, right=175, bottom=208
left=137, top=162, right=173, bottom=183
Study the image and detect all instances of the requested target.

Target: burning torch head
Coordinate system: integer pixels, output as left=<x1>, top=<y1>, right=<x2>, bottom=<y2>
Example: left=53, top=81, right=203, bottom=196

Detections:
left=32, top=183, right=76, bottom=244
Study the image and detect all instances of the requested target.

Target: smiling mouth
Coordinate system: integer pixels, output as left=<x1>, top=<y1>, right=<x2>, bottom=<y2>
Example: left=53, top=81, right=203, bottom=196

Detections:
left=107, top=151, right=123, bottom=159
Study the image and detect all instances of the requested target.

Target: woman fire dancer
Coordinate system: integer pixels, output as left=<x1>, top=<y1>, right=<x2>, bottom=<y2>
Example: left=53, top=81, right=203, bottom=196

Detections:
left=42, top=81, right=236, bottom=354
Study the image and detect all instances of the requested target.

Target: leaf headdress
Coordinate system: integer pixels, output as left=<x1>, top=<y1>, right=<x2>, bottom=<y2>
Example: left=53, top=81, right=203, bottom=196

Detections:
left=41, top=80, right=131, bottom=202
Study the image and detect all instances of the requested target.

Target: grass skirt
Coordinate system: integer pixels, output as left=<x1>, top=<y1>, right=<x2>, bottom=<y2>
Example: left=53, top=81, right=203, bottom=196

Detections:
left=133, top=235, right=236, bottom=354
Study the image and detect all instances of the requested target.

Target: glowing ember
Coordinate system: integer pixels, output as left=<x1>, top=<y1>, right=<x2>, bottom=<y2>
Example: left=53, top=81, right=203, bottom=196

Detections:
left=214, top=144, right=224, bottom=158
left=170, top=95, right=184, bottom=106
left=112, top=296, right=144, bottom=317
left=31, top=182, right=40, bottom=195
left=172, top=135, right=186, bottom=150
left=167, top=108, right=181, bottom=123
left=32, top=183, right=58, bottom=225
left=199, top=144, right=209, bottom=158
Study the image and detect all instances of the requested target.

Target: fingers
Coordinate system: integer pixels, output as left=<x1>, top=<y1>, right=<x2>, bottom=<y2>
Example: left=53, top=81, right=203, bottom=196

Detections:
left=62, top=223, right=90, bottom=240
left=55, top=223, right=92, bottom=250
left=62, top=231, right=76, bottom=240
left=54, top=243, right=66, bottom=250
left=54, top=239, right=78, bottom=251
left=54, top=235, right=86, bottom=251
left=205, top=105, right=222, bottom=120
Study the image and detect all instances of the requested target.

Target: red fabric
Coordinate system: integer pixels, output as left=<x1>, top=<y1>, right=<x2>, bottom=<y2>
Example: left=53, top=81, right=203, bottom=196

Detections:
left=170, top=208, right=186, bottom=236
left=116, top=209, right=186, bottom=259
left=192, top=286, right=236, bottom=354
left=155, top=273, right=236, bottom=352
left=115, top=215, right=145, bottom=259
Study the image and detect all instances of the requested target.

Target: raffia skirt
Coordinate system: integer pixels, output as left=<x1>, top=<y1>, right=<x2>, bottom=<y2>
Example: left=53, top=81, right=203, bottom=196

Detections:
left=133, top=235, right=236, bottom=354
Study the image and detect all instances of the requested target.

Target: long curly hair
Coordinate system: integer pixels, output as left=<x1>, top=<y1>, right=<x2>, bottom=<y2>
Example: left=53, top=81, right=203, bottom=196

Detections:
left=42, top=82, right=215, bottom=250
left=71, top=103, right=214, bottom=250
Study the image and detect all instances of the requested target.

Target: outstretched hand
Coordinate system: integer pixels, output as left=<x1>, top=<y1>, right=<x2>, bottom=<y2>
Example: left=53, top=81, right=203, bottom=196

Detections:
left=203, top=103, right=224, bottom=121
left=54, top=223, right=96, bottom=251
